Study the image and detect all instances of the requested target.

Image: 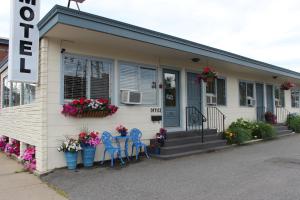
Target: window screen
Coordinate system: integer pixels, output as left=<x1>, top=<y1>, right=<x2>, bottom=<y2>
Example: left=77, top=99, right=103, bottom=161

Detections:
left=140, top=68, right=157, bottom=105
left=239, top=82, right=247, bottom=106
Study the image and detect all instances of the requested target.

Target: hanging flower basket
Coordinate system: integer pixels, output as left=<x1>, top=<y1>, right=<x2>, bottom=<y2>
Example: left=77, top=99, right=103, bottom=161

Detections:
left=280, top=81, right=295, bottom=90
left=196, top=67, right=218, bottom=83
left=62, top=98, right=118, bottom=118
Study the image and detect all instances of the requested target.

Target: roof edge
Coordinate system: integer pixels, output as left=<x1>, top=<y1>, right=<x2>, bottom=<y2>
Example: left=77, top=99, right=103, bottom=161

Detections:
left=38, top=5, right=300, bottom=79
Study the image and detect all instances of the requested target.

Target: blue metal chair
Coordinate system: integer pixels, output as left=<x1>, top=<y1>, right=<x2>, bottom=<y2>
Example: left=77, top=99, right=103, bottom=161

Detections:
left=130, top=128, right=150, bottom=160
left=101, top=131, right=125, bottom=167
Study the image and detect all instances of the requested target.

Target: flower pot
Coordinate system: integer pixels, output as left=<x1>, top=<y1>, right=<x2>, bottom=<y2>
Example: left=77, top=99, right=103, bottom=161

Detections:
left=64, top=152, right=78, bottom=170
left=81, top=145, right=96, bottom=167
left=120, top=131, right=128, bottom=137
left=154, top=147, right=160, bottom=155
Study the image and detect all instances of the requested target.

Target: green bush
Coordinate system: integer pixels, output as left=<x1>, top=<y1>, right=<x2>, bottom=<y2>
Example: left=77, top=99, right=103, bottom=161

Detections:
left=229, top=118, right=256, bottom=131
left=253, top=122, right=277, bottom=140
left=227, top=127, right=252, bottom=144
left=288, top=115, right=300, bottom=133
left=226, top=118, right=278, bottom=144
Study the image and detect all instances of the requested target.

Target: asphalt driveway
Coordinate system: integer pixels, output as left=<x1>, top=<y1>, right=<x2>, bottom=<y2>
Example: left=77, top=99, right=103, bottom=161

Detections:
left=42, top=135, right=300, bottom=200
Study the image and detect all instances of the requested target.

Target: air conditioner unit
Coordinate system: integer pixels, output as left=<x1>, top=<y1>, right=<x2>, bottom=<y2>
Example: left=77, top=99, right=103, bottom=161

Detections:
left=206, top=94, right=217, bottom=106
left=247, top=97, right=256, bottom=107
left=275, top=99, right=281, bottom=107
left=121, top=90, right=142, bottom=105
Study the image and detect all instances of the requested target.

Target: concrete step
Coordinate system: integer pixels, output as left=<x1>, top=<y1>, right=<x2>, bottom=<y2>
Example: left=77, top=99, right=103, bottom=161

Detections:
left=274, top=125, right=289, bottom=131
left=277, top=130, right=293, bottom=136
left=164, top=134, right=221, bottom=147
left=167, top=129, right=217, bottom=139
left=160, top=140, right=227, bottom=155
left=152, top=144, right=231, bottom=160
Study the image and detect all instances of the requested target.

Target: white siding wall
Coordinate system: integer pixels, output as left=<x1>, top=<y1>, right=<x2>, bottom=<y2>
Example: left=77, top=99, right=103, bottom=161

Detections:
left=0, top=39, right=49, bottom=172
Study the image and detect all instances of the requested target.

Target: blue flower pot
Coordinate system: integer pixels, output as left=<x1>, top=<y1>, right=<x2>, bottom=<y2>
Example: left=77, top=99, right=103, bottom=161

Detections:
left=120, top=131, right=127, bottom=137
left=64, top=152, right=78, bottom=170
left=154, top=147, right=160, bottom=155
left=82, top=145, right=96, bottom=167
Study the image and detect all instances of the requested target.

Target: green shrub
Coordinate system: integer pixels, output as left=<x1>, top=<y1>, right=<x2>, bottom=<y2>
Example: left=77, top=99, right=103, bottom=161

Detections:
left=229, top=118, right=256, bottom=131
left=288, top=115, right=300, bottom=133
left=253, top=122, right=277, bottom=140
left=227, top=127, right=252, bottom=144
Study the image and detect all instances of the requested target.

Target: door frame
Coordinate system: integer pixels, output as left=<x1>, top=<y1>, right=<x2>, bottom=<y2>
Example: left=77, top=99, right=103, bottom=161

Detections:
left=162, top=68, right=181, bottom=128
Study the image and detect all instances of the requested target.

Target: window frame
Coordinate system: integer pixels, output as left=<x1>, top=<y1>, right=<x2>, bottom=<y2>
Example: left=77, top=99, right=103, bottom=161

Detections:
left=206, top=77, right=227, bottom=107
left=274, top=86, right=285, bottom=107
left=118, top=61, right=158, bottom=106
left=291, top=89, right=300, bottom=108
left=239, top=80, right=256, bottom=107
left=61, top=53, right=114, bottom=103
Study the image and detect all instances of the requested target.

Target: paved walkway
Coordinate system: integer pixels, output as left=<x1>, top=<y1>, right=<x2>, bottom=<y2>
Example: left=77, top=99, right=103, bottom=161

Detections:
left=0, top=153, right=67, bottom=200
left=42, top=135, right=300, bottom=200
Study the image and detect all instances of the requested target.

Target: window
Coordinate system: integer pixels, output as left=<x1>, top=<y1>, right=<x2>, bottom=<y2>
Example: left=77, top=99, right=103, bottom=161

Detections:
left=275, top=86, right=285, bottom=107
left=2, top=76, right=10, bottom=108
left=1, top=77, right=36, bottom=108
left=22, top=83, right=36, bottom=105
left=239, top=81, right=255, bottom=107
left=11, top=82, right=21, bottom=106
left=63, top=54, right=112, bottom=101
left=291, top=89, right=300, bottom=108
left=206, top=78, right=226, bottom=106
left=119, top=62, right=157, bottom=105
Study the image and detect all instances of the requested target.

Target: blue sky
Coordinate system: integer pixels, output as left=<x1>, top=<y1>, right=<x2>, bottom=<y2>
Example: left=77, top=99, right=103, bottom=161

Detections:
left=1, top=0, right=300, bottom=72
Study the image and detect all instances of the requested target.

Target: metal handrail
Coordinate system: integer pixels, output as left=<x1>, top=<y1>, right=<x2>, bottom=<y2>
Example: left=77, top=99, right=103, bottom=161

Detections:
left=207, top=106, right=226, bottom=134
left=186, top=106, right=206, bottom=143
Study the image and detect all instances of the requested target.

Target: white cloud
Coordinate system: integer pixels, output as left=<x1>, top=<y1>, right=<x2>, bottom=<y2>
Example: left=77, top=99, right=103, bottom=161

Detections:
left=0, top=0, right=299, bottom=72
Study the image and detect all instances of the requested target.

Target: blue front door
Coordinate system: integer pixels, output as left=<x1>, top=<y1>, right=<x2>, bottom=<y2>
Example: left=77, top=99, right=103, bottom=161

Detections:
left=256, top=83, right=265, bottom=121
left=266, top=85, right=274, bottom=113
left=187, top=72, right=202, bottom=110
left=163, top=69, right=180, bottom=127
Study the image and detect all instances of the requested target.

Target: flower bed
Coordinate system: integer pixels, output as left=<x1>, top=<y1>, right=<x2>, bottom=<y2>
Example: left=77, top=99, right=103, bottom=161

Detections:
left=62, top=98, right=118, bottom=118
left=0, top=136, right=9, bottom=151
left=5, top=139, right=20, bottom=157
left=22, top=146, right=36, bottom=172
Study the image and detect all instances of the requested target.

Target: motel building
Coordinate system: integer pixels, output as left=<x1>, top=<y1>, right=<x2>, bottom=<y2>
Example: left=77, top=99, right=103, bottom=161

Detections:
left=1, top=4, right=300, bottom=174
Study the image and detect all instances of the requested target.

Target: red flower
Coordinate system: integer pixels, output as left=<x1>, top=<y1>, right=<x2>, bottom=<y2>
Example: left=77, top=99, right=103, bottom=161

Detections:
left=72, top=100, right=80, bottom=105
left=79, top=97, right=86, bottom=105
left=203, top=67, right=212, bottom=74
left=79, top=132, right=87, bottom=139
left=99, top=98, right=109, bottom=104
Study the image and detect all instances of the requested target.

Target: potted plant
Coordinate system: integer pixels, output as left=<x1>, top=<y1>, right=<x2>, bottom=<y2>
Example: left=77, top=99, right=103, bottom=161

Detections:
left=78, top=131, right=100, bottom=167
left=280, top=81, right=295, bottom=90
left=116, top=125, right=128, bottom=137
left=61, top=98, right=118, bottom=118
left=58, top=137, right=82, bottom=170
left=22, top=146, right=36, bottom=173
left=265, top=112, right=277, bottom=124
left=152, top=128, right=167, bottom=154
left=0, top=136, right=9, bottom=152
left=197, top=67, right=218, bottom=83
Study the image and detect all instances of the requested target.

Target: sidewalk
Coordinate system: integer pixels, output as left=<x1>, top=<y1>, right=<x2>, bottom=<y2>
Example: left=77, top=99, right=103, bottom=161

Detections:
left=0, top=153, right=68, bottom=200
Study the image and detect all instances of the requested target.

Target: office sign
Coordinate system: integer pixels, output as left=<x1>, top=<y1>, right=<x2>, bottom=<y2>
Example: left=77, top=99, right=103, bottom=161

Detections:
left=8, top=0, right=40, bottom=83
